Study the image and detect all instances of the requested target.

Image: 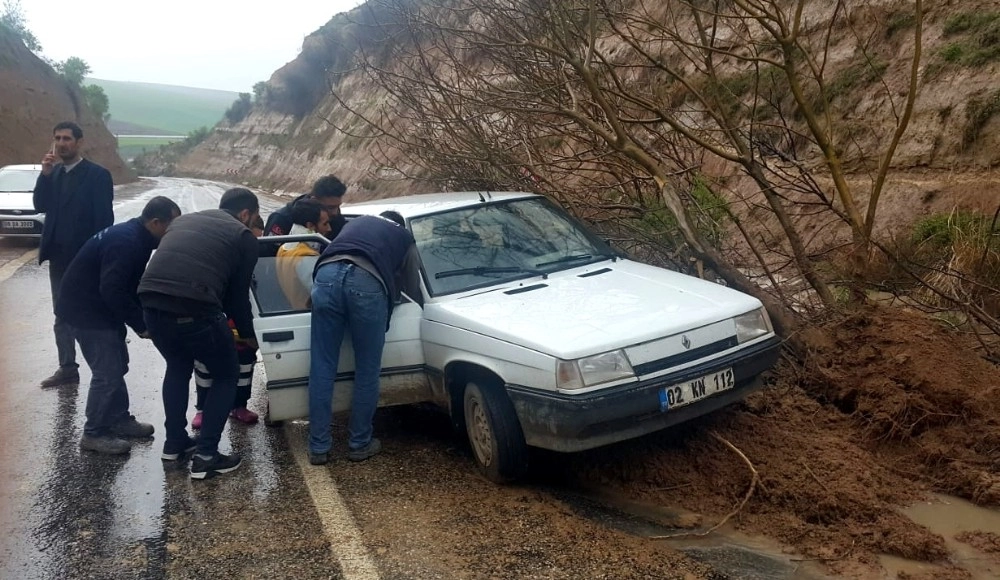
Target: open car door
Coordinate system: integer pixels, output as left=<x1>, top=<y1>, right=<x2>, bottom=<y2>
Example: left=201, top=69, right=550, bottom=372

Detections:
left=251, top=234, right=428, bottom=422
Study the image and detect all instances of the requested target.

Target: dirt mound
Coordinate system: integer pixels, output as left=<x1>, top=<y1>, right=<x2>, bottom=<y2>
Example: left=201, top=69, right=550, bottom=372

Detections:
left=554, top=306, right=999, bottom=577
left=803, top=307, right=1000, bottom=504
left=956, top=530, right=1000, bottom=556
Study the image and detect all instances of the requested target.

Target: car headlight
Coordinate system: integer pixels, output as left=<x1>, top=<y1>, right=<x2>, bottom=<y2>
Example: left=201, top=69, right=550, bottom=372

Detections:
left=557, top=349, right=635, bottom=390
left=735, top=308, right=772, bottom=343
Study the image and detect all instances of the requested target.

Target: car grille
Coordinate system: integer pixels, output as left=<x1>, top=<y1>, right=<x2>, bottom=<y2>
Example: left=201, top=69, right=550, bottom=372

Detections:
left=632, top=336, right=739, bottom=377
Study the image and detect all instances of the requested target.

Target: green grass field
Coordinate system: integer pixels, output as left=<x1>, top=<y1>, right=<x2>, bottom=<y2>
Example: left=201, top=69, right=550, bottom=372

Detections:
left=116, top=136, right=184, bottom=161
left=88, top=78, right=238, bottom=135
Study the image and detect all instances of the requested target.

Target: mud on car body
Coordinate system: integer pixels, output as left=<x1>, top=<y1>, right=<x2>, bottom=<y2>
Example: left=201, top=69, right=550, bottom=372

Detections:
left=251, top=192, right=781, bottom=482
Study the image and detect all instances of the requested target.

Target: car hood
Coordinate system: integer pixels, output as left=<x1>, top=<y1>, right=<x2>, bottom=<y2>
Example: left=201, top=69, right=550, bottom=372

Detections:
left=0, top=191, right=36, bottom=211
left=423, top=259, right=762, bottom=359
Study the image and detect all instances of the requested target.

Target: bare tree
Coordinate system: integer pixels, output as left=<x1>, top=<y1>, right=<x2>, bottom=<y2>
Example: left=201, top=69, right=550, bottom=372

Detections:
left=325, top=0, right=927, bottom=336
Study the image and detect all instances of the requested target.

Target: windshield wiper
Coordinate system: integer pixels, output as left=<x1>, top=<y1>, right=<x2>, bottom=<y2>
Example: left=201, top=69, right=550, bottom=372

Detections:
left=435, top=266, right=548, bottom=280
left=535, top=253, right=615, bottom=268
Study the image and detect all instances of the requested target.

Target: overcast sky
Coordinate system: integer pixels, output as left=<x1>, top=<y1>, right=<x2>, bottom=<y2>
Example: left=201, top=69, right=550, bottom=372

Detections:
left=21, top=0, right=363, bottom=93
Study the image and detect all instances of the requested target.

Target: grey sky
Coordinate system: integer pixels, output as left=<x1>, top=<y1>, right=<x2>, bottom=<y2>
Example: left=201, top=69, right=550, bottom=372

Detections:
left=22, top=0, right=362, bottom=92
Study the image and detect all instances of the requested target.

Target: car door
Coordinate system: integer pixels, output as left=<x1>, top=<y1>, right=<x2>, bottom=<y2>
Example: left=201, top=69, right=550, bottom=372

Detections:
left=251, top=234, right=429, bottom=422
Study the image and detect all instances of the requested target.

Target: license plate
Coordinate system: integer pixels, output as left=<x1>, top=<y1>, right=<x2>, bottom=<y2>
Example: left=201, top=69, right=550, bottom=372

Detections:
left=659, top=367, right=735, bottom=411
left=1, top=220, right=34, bottom=229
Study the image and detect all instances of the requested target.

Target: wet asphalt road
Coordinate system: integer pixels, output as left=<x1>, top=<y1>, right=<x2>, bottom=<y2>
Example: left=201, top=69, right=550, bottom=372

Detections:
left=0, top=178, right=344, bottom=579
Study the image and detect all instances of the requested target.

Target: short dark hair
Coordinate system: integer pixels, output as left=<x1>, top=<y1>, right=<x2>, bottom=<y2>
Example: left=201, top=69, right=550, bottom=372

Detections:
left=380, top=210, right=405, bottom=227
left=219, top=187, right=259, bottom=214
left=53, top=121, right=83, bottom=140
left=310, top=175, right=346, bottom=199
left=141, top=196, right=181, bottom=223
left=290, top=198, right=326, bottom=227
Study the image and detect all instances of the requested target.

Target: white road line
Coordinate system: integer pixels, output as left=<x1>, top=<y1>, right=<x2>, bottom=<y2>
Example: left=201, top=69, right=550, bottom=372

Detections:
left=287, top=426, right=380, bottom=580
left=0, top=249, right=37, bottom=284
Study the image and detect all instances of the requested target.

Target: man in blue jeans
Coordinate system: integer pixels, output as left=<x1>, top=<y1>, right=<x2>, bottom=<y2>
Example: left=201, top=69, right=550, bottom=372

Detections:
left=56, top=196, right=181, bottom=454
left=308, top=211, right=423, bottom=466
left=139, top=188, right=260, bottom=480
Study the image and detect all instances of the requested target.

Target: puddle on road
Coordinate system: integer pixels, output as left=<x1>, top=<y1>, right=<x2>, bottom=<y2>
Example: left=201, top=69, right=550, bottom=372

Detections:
left=879, top=493, right=1000, bottom=580
left=551, top=489, right=831, bottom=580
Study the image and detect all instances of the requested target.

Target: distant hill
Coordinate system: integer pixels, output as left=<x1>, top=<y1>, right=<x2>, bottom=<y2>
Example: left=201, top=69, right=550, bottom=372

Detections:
left=87, top=78, right=238, bottom=136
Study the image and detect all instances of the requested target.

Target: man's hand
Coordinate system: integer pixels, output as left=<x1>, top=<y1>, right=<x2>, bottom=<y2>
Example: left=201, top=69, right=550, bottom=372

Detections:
left=41, top=150, right=57, bottom=176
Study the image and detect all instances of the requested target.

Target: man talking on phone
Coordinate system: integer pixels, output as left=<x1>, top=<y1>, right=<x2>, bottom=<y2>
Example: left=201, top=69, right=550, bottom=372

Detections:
left=33, top=121, right=115, bottom=388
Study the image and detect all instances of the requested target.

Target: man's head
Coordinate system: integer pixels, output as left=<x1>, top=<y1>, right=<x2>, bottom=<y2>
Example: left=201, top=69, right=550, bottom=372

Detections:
left=219, top=187, right=260, bottom=228
left=251, top=215, right=265, bottom=238
left=309, top=175, right=346, bottom=217
left=290, top=198, right=332, bottom=237
left=380, top=210, right=405, bottom=227
left=52, top=121, right=83, bottom=164
left=141, top=196, right=182, bottom=240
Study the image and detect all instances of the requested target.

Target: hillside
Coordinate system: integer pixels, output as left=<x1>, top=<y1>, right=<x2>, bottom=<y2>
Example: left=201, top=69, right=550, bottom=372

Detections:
left=0, top=31, right=134, bottom=183
left=87, top=78, right=237, bottom=135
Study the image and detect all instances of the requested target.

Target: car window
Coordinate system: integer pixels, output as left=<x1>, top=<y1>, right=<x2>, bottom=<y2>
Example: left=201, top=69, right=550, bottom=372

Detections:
left=253, top=237, right=324, bottom=316
left=0, top=169, right=41, bottom=192
left=410, top=198, right=615, bottom=296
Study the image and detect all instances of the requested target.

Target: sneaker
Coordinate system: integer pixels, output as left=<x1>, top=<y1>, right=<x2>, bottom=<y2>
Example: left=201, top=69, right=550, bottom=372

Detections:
left=230, top=407, right=259, bottom=424
left=161, top=435, right=197, bottom=461
left=190, top=453, right=242, bottom=480
left=40, top=367, right=80, bottom=388
left=309, top=452, right=329, bottom=465
left=191, top=411, right=203, bottom=430
left=110, top=416, right=154, bottom=438
left=347, top=438, right=382, bottom=462
left=80, top=434, right=130, bottom=455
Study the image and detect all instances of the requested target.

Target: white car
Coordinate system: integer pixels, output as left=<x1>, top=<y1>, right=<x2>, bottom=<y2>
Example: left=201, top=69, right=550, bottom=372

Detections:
left=252, top=192, right=780, bottom=482
left=0, top=164, right=44, bottom=238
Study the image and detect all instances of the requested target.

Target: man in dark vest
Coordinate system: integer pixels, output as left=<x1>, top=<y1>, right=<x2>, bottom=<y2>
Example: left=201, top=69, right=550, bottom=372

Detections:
left=33, top=121, right=115, bottom=388
left=307, top=211, right=423, bottom=466
left=57, top=196, right=181, bottom=455
left=139, top=188, right=260, bottom=480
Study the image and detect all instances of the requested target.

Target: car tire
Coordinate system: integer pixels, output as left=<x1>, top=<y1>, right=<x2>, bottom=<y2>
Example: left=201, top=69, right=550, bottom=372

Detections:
left=463, top=380, right=528, bottom=483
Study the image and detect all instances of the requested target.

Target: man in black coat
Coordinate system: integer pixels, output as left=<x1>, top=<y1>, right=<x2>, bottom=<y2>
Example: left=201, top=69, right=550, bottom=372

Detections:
left=33, top=121, right=115, bottom=388
left=139, top=188, right=260, bottom=480
left=56, top=197, right=181, bottom=455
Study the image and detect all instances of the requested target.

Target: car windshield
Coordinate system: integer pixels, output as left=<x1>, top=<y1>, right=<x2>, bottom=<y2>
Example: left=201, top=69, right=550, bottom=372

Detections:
left=411, top=197, right=615, bottom=296
left=0, top=169, right=40, bottom=192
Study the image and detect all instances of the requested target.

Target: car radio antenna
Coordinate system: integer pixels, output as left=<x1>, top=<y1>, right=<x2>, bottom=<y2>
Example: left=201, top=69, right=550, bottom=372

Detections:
left=478, top=191, right=486, bottom=202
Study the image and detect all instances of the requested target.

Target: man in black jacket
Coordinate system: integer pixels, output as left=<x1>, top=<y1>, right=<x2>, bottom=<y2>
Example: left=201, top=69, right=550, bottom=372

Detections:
left=139, top=188, right=260, bottom=480
left=33, top=121, right=115, bottom=388
left=57, top=196, right=181, bottom=455
left=264, top=174, right=347, bottom=239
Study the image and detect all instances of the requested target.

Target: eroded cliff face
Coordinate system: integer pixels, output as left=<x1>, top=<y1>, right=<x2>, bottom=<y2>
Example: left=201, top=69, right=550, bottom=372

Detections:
left=0, top=33, right=135, bottom=184
left=173, top=0, right=1000, bottom=211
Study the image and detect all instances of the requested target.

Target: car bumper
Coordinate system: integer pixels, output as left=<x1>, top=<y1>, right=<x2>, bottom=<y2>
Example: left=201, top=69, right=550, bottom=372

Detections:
left=506, top=335, right=782, bottom=452
left=0, top=215, right=44, bottom=238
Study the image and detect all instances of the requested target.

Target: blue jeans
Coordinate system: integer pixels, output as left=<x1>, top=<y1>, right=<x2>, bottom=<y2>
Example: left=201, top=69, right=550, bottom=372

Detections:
left=76, top=325, right=130, bottom=437
left=143, top=308, right=238, bottom=457
left=308, top=262, right=388, bottom=455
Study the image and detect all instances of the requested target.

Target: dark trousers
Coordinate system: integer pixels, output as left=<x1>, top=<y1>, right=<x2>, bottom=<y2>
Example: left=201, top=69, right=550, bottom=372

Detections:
left=143, top=308, right=238, bottom=457
left=76, top=325, right=130, bottom=437
left=195, top=348, right=255, bottom=410
left=48, top=256, right=78, bottom=370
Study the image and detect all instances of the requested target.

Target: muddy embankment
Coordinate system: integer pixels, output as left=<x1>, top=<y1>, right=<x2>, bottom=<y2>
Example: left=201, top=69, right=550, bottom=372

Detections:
left=540, top=305, right=1000, bottom=578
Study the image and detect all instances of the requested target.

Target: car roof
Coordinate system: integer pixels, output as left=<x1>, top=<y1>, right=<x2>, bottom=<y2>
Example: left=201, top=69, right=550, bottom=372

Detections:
left=341, top=191, right=540, bottom=219
left=0, top=164, right=43, bottom=171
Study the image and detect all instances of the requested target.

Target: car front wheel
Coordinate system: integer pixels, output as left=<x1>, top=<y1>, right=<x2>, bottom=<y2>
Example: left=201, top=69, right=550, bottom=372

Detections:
left=463, top=380, right=528, bottom=483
